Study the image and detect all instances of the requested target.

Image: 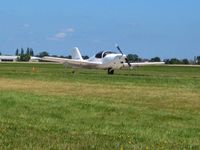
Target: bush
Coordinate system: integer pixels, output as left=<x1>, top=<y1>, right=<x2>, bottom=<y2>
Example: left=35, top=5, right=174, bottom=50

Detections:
left=19, top=54, right=30, bottom=61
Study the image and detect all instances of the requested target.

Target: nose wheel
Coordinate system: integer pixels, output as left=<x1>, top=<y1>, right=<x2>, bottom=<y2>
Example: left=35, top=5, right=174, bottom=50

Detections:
left=108, top=68, right=114, bottom=75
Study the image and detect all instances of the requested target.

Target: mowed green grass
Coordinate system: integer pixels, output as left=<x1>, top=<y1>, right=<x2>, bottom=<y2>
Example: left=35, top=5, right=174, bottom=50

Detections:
left=0, top=63, right=200, bottom=149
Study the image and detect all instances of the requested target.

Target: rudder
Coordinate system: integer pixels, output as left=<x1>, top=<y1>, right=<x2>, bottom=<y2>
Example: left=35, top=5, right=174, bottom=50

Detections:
left=72, top=47, right=83, bottom=60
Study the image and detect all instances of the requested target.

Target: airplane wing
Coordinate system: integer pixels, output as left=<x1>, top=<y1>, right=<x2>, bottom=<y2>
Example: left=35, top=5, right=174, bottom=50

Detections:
left=42, top=56, right=69, bottom=63
left=41, top=56, right=102, bottom=68
left=123, top=61, right=165, bottom=67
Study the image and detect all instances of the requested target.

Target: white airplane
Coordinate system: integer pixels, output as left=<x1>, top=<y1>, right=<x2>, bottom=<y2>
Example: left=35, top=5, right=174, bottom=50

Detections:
left=42, top=46, right=165, bottom=74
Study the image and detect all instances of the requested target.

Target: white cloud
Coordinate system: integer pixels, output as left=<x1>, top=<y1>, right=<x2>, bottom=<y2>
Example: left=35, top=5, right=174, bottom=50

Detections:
left=23, top=24, right=30, bottom=28
left=48, top=27, right=75, bottom=40
left=55, top=32, right=66, bottom=39
left=93, top=40, right=102, bottom=43
left=66, top=28, right=75, bottom=33
left=48, top=32, right=67, bottom=40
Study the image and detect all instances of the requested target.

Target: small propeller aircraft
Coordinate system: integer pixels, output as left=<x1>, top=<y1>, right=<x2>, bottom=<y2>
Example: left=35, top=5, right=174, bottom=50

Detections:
left=42, top=45, right=165, bottom=74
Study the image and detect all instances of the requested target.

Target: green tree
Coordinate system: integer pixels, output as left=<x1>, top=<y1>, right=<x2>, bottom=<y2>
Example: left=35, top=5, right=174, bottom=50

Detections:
left=20, top=48, right=24, bottom=55
left=182, top=58, right=189, bottom=64
left=164, top=59, right=170, bottom=64
left=150, top=57, right=161, bottom=62
left=19, top=54, right=30, bottom=61
left=38, top=51, right=49, bottom=57
left=30, top=48, right=34, bottom=56
left=127, top=54, right=140, bottom=62
left=26, top=48, right=30, bottom=55
left=169, top=58, right=181, bottom=64
left=15, top=49, right=19, bottom=56
left=82, top=55, right=89, bottom=59
left=67, top=55, right=72, bottom=59
left=51, top=55, right=58, bottom=57
left=197, top=56, right=200, bottom=65
left=0, top=52, right=1, bottom=55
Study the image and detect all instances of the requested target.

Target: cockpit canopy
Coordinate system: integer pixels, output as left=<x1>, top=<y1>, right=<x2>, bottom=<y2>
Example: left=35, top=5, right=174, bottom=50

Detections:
left=95, top=51, right=116, bottom=58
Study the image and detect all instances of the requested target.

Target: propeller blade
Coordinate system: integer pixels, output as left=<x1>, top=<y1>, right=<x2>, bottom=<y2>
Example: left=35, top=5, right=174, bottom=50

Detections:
left=115, top=45, right=131, bottom=67
left=125, top=57, right=131, bottom=67
left=116, top=45, right=131, bottom=67
left=116, top=45, right=123, bottom=55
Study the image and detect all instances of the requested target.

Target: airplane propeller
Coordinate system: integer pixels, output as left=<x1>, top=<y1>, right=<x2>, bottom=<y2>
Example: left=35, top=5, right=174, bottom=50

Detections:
left=116, top=44, right=124, bottom=55
left=116, top=45, right=131, bottom=67
left=125, top=58, right=132, bottom=67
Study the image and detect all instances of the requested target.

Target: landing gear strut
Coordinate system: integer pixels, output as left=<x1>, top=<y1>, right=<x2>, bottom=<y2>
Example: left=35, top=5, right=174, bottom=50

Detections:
left=108, top=68, right=114, bottom=75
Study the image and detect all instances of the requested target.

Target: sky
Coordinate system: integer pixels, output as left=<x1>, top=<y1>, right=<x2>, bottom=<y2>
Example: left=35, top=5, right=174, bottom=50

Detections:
left=0, top=0, right=200, bottom=59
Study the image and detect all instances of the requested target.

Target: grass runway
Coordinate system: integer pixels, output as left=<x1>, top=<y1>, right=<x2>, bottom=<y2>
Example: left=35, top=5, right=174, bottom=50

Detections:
left=0, top=63, right=200, bottom=149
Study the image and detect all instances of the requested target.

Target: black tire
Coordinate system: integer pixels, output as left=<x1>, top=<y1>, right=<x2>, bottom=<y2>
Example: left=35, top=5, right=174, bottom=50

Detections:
left=108, top=68, right=114, bottom=75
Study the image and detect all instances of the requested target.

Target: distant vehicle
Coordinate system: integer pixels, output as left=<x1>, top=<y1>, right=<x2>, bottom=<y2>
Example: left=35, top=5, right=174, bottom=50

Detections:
left=42, top=46, right=165, bottom=74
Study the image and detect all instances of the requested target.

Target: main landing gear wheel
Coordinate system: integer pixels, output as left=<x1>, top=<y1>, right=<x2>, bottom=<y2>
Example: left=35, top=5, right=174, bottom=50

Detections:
left=108, top=68, right=114, bottom=75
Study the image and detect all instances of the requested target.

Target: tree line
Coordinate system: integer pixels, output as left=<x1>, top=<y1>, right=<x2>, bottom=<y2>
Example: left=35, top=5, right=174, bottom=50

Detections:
left=127, top=54, right=200, bottom=65
left=0, top=49, right=200, bottom=64
left=15, top=48, right=34, bottom=61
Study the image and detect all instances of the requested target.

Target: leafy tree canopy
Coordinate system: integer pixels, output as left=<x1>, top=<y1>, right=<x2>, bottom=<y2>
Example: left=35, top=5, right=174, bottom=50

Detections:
left=38, top=51, right=49, bottom=57
left=150, top=57, right=161, bottom=62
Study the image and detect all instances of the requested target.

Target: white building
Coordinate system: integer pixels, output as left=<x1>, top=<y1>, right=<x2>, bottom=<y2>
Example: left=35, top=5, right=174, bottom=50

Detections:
left=0, top=56, right=41, bottom=62
left=0, top=56, right=19, bottom=62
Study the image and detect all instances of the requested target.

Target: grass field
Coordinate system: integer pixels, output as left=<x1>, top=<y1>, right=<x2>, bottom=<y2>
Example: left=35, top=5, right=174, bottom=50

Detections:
left=0, top=63, right=200, bottom=149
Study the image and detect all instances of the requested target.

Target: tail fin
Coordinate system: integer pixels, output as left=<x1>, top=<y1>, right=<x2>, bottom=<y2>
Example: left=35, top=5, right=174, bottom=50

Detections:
left=72, top=47, right=83, bottom=60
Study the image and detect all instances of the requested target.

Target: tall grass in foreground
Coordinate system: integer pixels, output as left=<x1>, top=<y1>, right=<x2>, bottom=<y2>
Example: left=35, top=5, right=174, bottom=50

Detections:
left=0, top=63, right=200, bottom=149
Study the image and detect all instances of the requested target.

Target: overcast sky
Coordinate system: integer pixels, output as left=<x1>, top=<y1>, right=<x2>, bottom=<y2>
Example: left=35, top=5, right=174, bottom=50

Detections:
left=0, top=0, right=200, bottom=59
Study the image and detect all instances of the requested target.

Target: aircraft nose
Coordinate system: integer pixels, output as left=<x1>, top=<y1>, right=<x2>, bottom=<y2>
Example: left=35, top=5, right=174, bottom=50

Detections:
left=116, top=54, right=126, bottom=57
left=117, top=54, right=127, bottom=62
left=122, top=54, right=127, bottom=58
left=120, top=54, right=127, bottom=60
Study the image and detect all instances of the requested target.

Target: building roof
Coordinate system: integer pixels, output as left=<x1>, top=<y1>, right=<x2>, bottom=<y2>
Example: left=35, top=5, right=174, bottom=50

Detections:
left=0, top=56, right=18, bottom=60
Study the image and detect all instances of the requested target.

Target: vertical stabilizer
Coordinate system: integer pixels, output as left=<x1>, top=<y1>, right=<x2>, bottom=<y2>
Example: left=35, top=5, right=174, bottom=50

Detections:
left=72, top=47, right=83, bottom=60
